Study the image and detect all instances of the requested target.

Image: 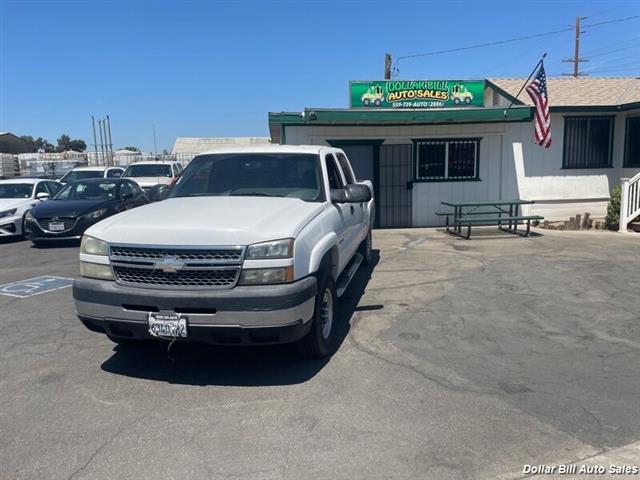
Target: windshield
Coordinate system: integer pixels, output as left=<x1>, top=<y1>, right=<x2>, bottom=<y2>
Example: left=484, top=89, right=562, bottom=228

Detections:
left=123, top=164, right=172, bottom=178
left=53, top=181, right=118, bottom=201
left=170, top=153, right=323, bottom=202
left=0, top=183, right=33, bottom=199
left=61, top=170, right=103, bottom=182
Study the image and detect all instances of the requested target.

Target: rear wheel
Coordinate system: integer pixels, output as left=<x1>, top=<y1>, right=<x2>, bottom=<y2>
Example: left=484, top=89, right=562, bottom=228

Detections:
left=296, top=274, right=337, bottom=358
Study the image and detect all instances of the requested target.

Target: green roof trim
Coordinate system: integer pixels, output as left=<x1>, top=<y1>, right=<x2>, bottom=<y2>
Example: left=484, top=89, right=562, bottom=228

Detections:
left=269, top=106, right=532, bottom=126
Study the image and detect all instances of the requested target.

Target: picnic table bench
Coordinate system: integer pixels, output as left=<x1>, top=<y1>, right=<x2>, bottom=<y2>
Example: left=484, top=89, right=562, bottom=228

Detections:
left=438, top=199, right=543, bottom=239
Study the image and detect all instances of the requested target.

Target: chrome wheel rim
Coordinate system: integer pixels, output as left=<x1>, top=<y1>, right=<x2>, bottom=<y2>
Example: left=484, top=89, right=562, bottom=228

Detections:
left=320, top=288, right=334, bottom=339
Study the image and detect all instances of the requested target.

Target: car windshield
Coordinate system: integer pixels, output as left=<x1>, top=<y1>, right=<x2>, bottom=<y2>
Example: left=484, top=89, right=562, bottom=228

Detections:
left=170, top=153, right=323, bottom=202
left=0, top=183, right=33, bottom=199
left=53, top=181, right=118, bottom=201
left=123, top=164, right=172, bottom=178
left=61, top=170, right=103, bottom=182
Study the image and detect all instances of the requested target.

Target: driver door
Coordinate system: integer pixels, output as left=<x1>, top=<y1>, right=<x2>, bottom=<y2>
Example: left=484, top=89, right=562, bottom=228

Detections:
left=326, top=154, right=355, bottom=274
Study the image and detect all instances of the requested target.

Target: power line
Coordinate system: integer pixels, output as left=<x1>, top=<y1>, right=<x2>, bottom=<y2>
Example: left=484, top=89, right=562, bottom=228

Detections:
left=582, top=15, right=640, bottom=28
left=391, top=14, right=640, bottom=75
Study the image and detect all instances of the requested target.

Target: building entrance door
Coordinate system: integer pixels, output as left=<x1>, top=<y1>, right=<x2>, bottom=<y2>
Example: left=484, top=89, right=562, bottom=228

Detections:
left=378, top=144, right=412, bottom=228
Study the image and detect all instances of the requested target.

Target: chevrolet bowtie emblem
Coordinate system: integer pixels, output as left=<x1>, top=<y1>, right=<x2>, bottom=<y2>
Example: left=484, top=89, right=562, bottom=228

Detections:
left=154, top=256, right=185, bottom=273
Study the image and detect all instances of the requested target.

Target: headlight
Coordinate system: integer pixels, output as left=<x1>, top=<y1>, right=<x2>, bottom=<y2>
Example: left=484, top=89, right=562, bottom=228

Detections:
left=0, top=208, right=17, bottom=218
left=80, top=261, right=114, bottom=280
left=246, top=239, right=293, bottom=259
left=83, top=208, right=107, bottom=220
left=239, top=267, right=293, bottom=285
left=80, top=235, right=109, bottom=256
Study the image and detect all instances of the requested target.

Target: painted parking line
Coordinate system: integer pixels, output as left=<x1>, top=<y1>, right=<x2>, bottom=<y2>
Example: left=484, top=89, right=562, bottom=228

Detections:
left=0, top=275, right=74, bottom=299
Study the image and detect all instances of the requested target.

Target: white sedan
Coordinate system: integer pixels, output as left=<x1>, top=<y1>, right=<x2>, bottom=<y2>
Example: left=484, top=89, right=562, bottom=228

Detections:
left=0, top=178, right=61, bottom=238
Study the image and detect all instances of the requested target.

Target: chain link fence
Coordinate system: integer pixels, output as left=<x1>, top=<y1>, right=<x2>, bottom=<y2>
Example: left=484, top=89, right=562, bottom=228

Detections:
left=0, top=152, right=198, bottom=179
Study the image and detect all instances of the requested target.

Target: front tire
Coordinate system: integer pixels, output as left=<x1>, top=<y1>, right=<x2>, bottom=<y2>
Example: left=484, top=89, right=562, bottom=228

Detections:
left=296, top=275, right=337, bottom=358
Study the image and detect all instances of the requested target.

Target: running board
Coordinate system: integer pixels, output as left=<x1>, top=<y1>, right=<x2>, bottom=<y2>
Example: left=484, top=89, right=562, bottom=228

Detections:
left=336, top=253, right=363, bottom=298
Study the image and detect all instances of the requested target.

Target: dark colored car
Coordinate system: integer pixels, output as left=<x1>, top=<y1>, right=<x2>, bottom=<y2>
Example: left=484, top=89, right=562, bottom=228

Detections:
left=25, top=178, right=148, bottom=245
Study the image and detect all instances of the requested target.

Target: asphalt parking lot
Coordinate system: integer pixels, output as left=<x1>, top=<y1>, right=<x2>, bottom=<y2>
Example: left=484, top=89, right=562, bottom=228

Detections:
left=1, top=228, right=640, bottom=480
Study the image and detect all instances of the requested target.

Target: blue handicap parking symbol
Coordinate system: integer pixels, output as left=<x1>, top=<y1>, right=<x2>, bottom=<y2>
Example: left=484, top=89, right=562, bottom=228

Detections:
left=0, top=276, right=74, bottom=299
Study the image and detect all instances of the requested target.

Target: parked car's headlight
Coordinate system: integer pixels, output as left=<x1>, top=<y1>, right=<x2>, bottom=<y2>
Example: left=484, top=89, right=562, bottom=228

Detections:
left=0, top=208, right=17, bottom=219
left=80, top=262, right=114, bottom=280
left=80, top=235, right=109, bottom=256
left=246, top=239, right=293, bottom=259
left=83, top=208, right=107, bottom=221
left=239, top=267, right=293, bottom=285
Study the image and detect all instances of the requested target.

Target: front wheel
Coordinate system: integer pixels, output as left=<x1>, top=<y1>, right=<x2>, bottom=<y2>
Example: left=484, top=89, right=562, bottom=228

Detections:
left=296, top=275, right=337, bottom=357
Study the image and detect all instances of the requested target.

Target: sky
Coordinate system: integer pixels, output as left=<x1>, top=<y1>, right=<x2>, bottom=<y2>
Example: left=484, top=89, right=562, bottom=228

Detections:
left=1, top=0, right=639, bottom=153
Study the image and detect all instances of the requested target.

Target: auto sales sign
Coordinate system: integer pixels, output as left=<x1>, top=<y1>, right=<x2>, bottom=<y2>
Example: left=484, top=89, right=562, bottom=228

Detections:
left=349, top=80, right=485, bottom=109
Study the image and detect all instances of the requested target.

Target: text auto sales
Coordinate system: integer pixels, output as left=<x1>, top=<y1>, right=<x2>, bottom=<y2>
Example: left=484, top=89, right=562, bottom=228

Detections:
left=386, top=80, right=450, bottom=102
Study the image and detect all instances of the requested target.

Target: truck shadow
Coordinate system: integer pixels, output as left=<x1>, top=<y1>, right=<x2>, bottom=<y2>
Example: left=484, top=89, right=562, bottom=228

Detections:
left=100, top=251, right=380, bottom=386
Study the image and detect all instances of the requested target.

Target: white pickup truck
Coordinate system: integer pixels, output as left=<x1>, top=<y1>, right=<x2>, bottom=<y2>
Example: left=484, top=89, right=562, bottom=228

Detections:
left=73, top=145, right=374, bottom=357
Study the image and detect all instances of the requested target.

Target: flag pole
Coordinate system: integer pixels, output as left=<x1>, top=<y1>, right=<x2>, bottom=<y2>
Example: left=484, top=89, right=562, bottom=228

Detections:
left=503, top=53, right=547, bottom=117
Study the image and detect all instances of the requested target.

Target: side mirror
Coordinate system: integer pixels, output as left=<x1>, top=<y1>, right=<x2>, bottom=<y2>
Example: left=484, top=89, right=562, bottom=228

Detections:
left=121, top=192, right=133, bottom=200
left=36, top=192, right=49, bottom=201
left=344, top=184, right=372, bottom=203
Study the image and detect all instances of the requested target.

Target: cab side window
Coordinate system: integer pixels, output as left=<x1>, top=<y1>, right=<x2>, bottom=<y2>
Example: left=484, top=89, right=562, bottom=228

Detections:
left=325, top=154, right=345, bottom=190
left=107, top=168, right=123, bottom=178
left=336, top=153, right=355, bottom=184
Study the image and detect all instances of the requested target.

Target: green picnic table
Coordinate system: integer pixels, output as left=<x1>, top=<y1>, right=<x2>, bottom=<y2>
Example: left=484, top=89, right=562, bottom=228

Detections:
left=438, top=199, right=544, bottom=239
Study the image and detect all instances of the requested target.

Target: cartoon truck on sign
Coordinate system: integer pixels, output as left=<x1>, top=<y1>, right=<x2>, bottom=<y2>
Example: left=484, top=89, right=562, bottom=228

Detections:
left=361, top=85, right=384, bottom=106
left=451, top=84, right=473, bottom=104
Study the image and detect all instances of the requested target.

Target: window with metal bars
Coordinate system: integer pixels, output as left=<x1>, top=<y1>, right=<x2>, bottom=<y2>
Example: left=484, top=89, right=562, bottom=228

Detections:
left=562, top=116, right=614, bottom=169
left=414, top=139, right=480, bottom=181
left=624, top=116, right=640, bottom=167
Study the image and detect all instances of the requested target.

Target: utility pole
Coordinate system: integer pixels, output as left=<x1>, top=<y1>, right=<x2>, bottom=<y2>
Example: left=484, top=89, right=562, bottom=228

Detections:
left=91, top=116, right=99, bottom=165
left=98, top=119, right=106, bottom=167
left=563, top=16, right=588, bottom=77
left=384, top=53, right=392, bottom=80
left=106, top=115, right=113, bottom=166
left=152, top=124, right=158, bottom=157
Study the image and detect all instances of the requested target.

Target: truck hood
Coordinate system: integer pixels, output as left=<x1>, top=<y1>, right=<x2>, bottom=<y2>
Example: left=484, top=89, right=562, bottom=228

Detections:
left=85, top=196, right=326, bottom=245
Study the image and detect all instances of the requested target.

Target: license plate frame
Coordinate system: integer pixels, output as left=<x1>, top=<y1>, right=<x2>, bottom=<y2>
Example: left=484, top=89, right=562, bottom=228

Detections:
left=48, top=222, right=65, bottom=232
left=147, top=313, right=188, bottom=338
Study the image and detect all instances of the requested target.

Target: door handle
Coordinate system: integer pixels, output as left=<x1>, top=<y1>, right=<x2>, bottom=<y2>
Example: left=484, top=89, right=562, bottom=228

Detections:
left=350, top=205, right=355, bottom=215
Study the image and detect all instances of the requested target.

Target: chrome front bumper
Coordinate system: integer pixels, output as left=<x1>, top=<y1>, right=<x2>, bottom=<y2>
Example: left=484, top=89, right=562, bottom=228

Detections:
left=73, top=276, right=317, bottom=344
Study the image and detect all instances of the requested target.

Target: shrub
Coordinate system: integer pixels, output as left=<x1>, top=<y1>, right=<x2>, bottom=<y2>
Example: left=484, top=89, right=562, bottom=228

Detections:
left=604, top=185, right=621, bottom=230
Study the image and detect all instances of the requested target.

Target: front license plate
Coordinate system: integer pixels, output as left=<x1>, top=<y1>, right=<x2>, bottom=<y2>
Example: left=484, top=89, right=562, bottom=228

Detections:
left=49, top=222, right=65, bottom=231
left=148, top=313, right=188, bottom=338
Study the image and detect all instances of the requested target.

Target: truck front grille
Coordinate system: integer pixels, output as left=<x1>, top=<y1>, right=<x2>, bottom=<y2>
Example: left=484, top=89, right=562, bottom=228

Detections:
left=113, top=265, right=240, bottom=289
left=109, top=244, right=245, bottom=289
left=110, top=246, right=243, bottom=263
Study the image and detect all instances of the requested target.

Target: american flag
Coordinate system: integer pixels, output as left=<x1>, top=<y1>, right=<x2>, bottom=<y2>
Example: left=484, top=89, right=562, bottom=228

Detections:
left=526, top=63, right=552, bottom=148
